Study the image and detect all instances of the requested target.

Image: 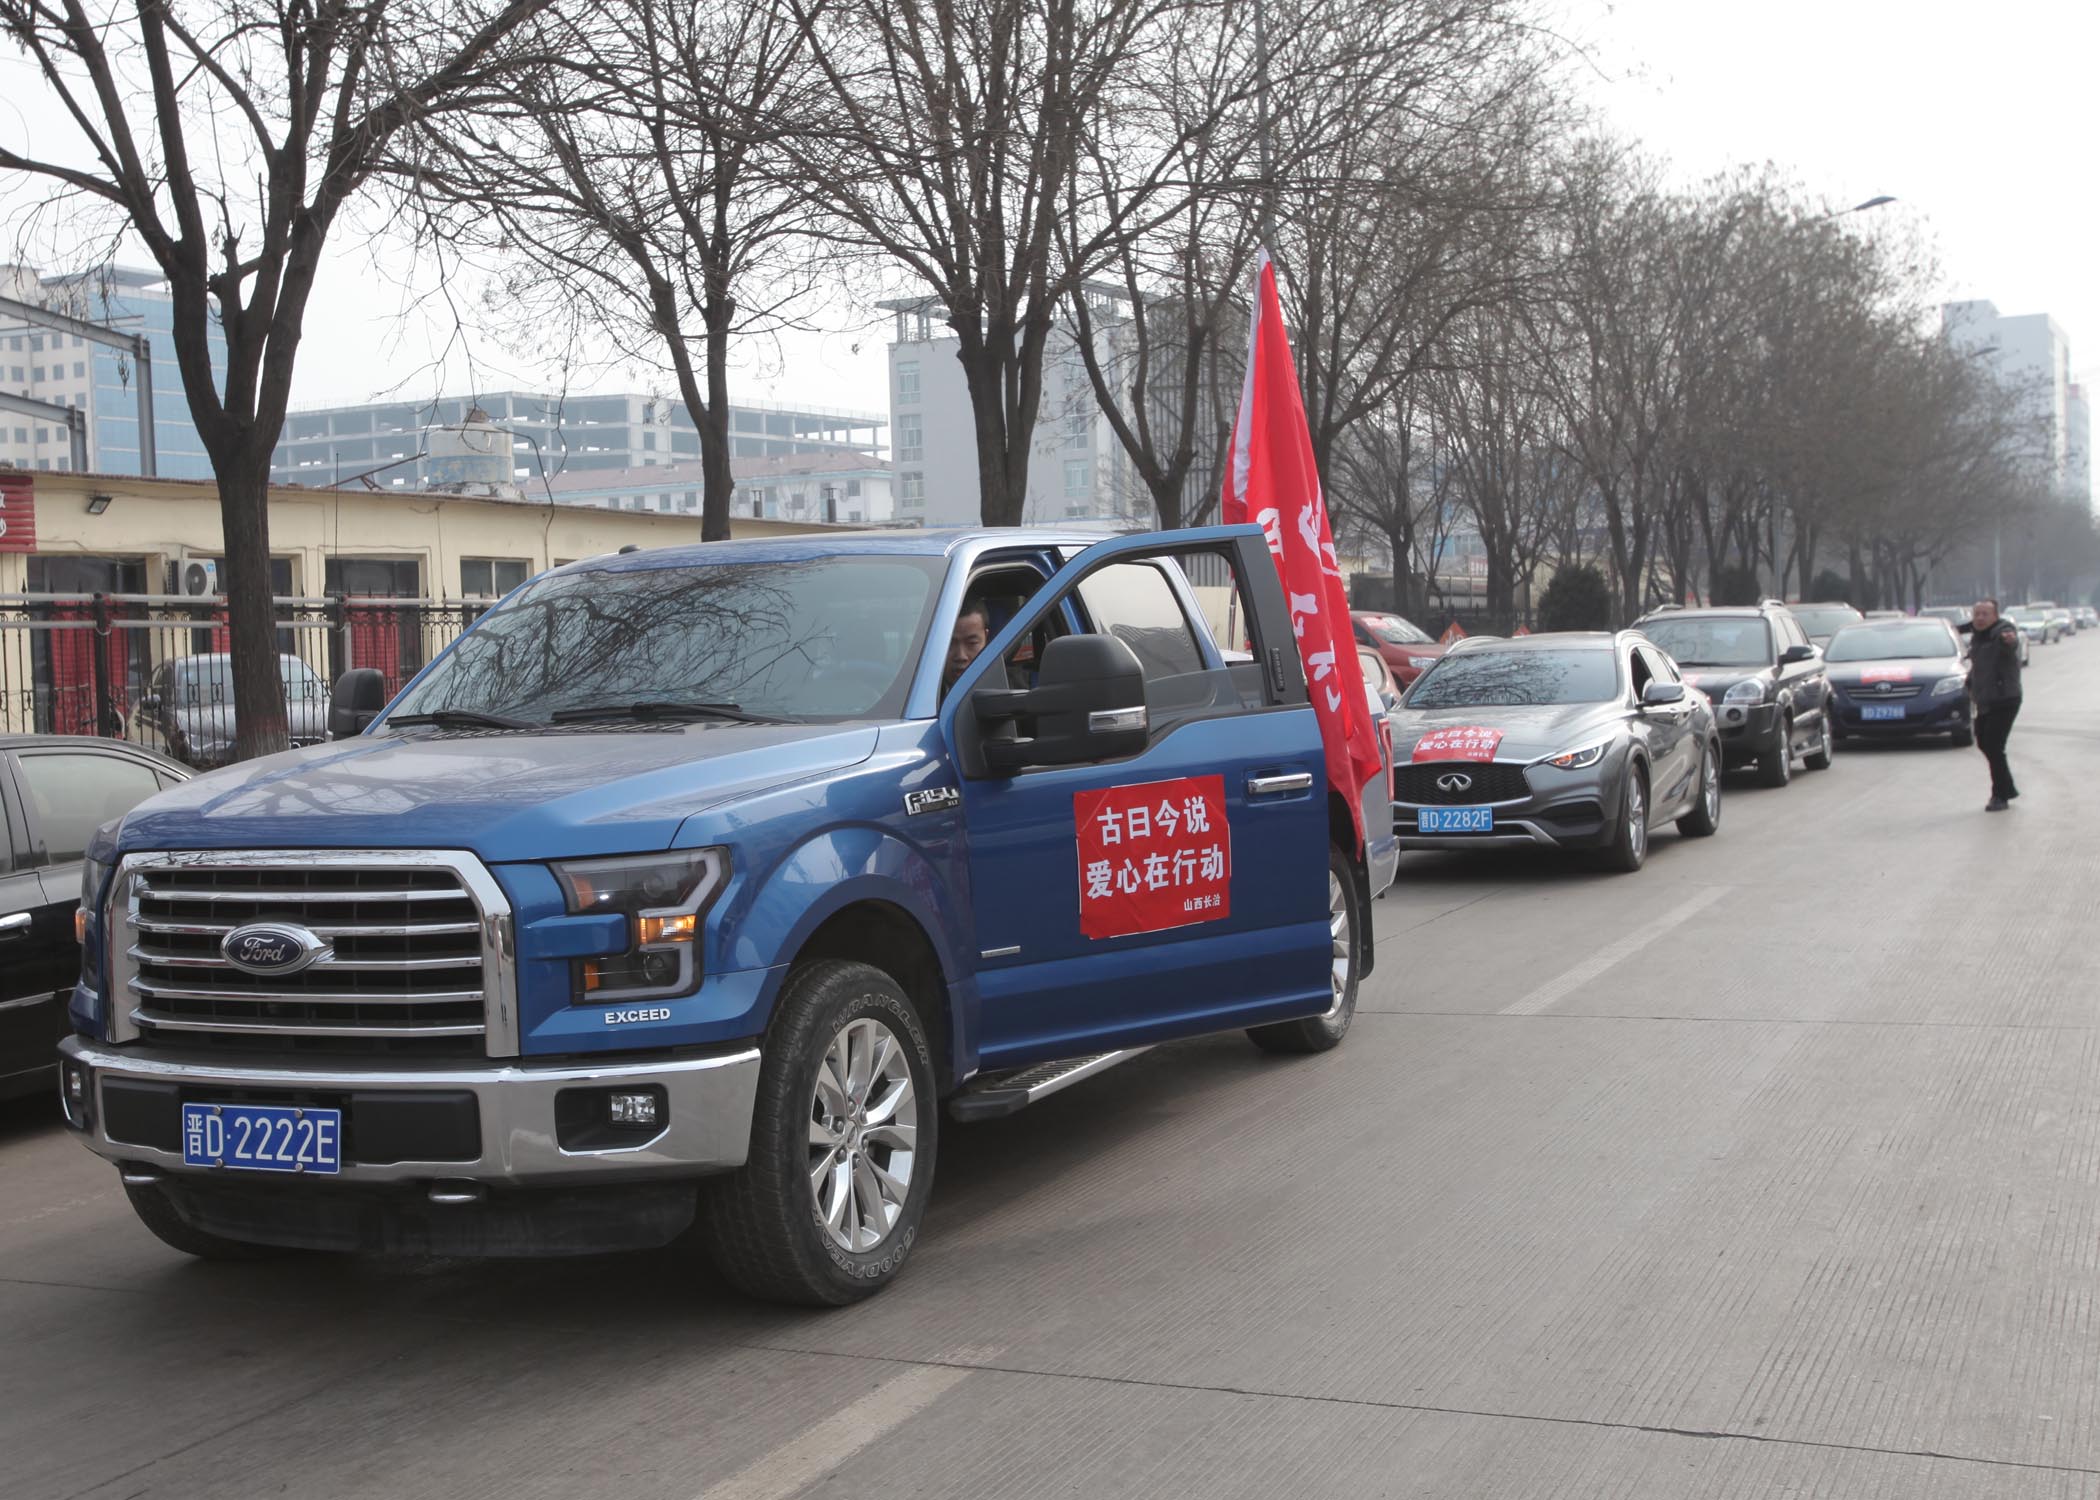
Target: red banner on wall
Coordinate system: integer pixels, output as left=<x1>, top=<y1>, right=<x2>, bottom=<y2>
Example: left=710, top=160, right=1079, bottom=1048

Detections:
left=0, top=474, right=37, bottom=552
left=1073, top=775, right=1232, bottom=940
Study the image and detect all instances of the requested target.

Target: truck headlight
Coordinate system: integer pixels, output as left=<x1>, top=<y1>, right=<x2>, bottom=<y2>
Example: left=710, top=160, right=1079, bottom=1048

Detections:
left=1931, top=675, right=1965, bottom=697
left=550, top=849, right=728, bottom=1002
left=1723, top=679, right=1766, bottom=704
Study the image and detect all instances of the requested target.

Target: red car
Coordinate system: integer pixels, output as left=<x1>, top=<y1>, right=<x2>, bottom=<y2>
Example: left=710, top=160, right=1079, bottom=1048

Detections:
left=1352, top=610, right=1446, bottom=687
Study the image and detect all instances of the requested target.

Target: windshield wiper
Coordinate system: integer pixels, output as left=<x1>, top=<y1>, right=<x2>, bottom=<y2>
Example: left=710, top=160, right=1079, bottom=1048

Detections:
left=549, top=700, right=782, bottom=725
left=387, top=708, right=537, bottom=730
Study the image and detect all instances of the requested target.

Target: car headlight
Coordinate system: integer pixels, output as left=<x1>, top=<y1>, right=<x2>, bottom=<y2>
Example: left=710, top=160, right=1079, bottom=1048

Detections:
left=1723, top=679, right=1766, bottom=704
left=1543, top=740, right=1609, bottom=770
left=550, top=849, right=729, bottom=1002
left=1408, top=656, right=1439, bottom=670
left=1932, top=675, right=1965, bottom=697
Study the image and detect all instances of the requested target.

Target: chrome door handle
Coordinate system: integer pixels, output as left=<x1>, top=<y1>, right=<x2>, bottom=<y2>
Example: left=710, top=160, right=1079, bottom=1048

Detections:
left=1248, top=772, right=1314, bottom=795
left=0, top=912, right=30, bottom=938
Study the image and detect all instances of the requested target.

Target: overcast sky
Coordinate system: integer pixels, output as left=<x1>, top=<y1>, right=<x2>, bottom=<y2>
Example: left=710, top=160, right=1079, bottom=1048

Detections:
left=9, top=0, right=2095, bottom=419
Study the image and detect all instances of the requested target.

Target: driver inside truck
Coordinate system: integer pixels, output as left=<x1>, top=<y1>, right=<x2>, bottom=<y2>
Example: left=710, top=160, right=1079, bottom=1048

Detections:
left=942, top=600, right=993, bottom=695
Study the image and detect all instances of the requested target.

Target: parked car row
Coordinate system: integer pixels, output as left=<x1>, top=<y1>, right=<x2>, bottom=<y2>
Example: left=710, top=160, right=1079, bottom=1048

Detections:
left=1371, top=593, right=2066, bottom=878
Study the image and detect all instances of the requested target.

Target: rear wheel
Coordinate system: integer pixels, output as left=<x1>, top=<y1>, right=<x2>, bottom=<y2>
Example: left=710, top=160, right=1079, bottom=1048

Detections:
left=1676, top=741, right=1721, bottom=837
left=1248, top=845, right=1360, bottom=1054
left=700, top=960, right=936, bottom=1305
left=1599, top=763, right=1649, bottom=873
left=1757, top=720, right=1793, bottom=787
left=124, top=1182, right=287, bottom=1261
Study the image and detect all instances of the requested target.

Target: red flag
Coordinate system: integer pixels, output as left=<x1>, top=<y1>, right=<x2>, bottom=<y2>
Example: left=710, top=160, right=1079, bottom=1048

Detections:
left=1438, top=621, right=1467, bottom=645
left=1220, top=251, right=1383, bottom=849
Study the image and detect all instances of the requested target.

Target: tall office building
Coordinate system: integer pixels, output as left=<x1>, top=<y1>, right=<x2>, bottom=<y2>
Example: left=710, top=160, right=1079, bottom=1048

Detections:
left=0, top=264, right=227, bottom=479
left=1942, top=299, right=2088, bottom=510
left=271, top=390, right=885, bottom=492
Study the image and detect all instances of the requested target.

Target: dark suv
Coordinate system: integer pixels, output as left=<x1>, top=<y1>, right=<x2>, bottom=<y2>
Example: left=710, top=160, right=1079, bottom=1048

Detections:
left=1634, top=603, right=1834, bottom=787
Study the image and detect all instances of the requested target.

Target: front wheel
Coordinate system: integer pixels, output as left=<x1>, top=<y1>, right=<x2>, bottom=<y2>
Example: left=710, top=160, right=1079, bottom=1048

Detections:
left=1248, top=845, right=1360, bottom=1054
left=1757, top=720, right=1793, bottom=787
left=1676, top=741, right=1721, bottom=837
left=699, top=960, right=936, bottom=1306
left=1803, top=711, right=1835, bottom=771
left=1598, top=762, right=1650, bottom=873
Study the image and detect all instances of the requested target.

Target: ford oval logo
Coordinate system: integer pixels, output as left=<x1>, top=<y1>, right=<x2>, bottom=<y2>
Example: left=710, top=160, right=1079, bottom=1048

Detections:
left=1436, top=772, right=1474, bottom=793
left=220, top=923, right=330, bottom=976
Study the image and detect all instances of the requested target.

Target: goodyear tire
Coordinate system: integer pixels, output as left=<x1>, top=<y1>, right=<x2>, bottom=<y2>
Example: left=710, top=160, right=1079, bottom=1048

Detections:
left=700, top=960, right=937, bottom=1306
left=123, top=1183, right=287, bottom=1261
left=1248, top=844, right=1360, bottom=1054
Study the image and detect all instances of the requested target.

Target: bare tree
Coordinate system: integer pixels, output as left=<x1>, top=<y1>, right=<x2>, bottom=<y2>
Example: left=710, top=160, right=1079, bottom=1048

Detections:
left=405, top=0, right=823, bottom=539
left=0, top=0, right=552, bottom=758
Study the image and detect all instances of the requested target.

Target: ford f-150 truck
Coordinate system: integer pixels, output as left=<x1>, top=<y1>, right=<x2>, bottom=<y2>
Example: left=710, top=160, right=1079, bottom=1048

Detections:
left=62, top=525, right=1395, bottom=1304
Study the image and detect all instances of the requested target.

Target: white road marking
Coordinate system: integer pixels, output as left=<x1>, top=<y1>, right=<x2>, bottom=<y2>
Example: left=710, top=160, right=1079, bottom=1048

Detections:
left=1499, top=885, right=1728, bottom=1016
left=697, top=1362, right=972, bottom=1500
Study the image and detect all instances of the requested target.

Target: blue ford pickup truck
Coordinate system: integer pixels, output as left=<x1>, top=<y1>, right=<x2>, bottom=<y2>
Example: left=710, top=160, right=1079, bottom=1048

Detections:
left=63, top=526, right=1395, bottom=1303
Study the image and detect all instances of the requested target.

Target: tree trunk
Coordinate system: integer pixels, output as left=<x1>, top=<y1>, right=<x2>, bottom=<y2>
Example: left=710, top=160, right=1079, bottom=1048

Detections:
left=959, top=356, right=1026, bottom=526
left=217, top=456, right=289, bottom=762
left=701, top=306, right=735, bottom=540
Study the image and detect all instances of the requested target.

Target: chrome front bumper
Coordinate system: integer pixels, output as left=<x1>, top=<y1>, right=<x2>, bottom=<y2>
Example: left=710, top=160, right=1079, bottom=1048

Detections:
left=58, top=1035, right=762, bottom=1188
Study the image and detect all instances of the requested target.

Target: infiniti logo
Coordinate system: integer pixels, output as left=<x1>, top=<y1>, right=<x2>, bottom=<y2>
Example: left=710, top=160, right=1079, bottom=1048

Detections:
left=220, top=922, right=331, bottom=976
left=1436, top=772, right=1474, bottom=793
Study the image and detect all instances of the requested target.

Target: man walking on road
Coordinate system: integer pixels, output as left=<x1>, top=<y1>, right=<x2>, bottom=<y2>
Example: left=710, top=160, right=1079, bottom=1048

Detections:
left=1961, top=598, right=2023, bottom=811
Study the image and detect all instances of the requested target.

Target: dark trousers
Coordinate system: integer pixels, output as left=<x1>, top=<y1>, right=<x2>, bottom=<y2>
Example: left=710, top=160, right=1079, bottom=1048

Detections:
left=1975, top=700, right=2020, bottom=801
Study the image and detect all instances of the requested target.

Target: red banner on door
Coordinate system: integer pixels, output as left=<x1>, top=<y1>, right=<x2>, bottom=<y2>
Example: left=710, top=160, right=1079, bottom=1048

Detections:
left=1412, top=726, right=1504, bottom=762
left=1073, top=774, right=1231, bottom=940
left=0, top=474, right=37, bottom=552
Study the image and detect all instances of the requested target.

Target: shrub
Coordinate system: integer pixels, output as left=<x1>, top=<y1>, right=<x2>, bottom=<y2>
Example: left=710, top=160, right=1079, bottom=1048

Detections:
left=1710, top=565, right=1763, bottom=606
left=1538, top=565, right=1614, bottom=631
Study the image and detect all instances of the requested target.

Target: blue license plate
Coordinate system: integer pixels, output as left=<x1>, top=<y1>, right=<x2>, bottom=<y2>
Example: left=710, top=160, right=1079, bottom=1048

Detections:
left=1861, top=704, right=1905, bottom=721
left=1419, top=805, right=1492, bottom=833
left=181, top=1103, right=341, bottom=1174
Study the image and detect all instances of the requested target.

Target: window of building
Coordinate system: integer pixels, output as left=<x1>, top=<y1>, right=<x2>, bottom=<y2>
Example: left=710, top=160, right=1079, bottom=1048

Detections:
left=28, top=334, right=42, bottom=352
left=847, top=479, right=861, bottom=497
left=73, top=361, right=84, bottom=378
left=899, top=471, right=924, bottom=508
left=897, top=361, right=920, bottom=402
left=643, top=430, right=657, bottom=450
left=6, top=337, right=18, bottom=351
left=461, top=558, right=529, bottom=598
left=11, top=428, right=23, bottom=443
left=1064, top=459, right=1091, bottom=496
left=1068, top=419, right=1090, bottom=451
left=32, top=368, right=43, bottom=383
left=34, top=427, right=46, bottom=443
left=9, top=366, right=20, bottom=381
left=897, top=413, right=922, bottom=462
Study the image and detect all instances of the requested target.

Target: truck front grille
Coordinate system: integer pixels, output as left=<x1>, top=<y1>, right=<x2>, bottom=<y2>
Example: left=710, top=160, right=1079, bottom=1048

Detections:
left=114, top=854, right=513, bottom=1058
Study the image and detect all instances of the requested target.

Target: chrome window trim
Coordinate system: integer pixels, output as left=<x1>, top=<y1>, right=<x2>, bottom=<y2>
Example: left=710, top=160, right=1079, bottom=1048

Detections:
left=107, top=849, right=519, bottom=1058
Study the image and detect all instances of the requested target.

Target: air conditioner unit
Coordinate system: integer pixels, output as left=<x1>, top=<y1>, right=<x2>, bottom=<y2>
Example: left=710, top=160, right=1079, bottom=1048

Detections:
left=179, top=558, right=219, bottom=598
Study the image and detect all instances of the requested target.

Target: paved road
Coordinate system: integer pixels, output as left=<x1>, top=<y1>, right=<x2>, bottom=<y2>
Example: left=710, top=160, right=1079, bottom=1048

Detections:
left=8, top=644, right=2100, bottom=1500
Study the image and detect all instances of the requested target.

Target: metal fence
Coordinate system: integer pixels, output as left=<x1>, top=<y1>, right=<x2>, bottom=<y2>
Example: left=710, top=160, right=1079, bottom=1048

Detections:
left=0, top=594, right=484, bottom=756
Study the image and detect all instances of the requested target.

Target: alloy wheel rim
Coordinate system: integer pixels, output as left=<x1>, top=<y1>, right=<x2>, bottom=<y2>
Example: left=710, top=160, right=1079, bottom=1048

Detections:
left=1324, top=870, right=1352, bottom=1017
left=808, top=1016, right=918, bottom=1253
left=1628, top=776, right=1646, bottom=860
left=1703, top=748, right=1720, bottom=821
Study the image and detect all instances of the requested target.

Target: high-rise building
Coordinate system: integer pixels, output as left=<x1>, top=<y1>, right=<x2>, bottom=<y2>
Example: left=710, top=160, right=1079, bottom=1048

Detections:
left=884, top=295, right=1152, bottom=529
left=1941, top=299, right=2087, bottom=508
left=0, top=264, right=227, bottom=479
left=271, top=390, right=884, bottom=492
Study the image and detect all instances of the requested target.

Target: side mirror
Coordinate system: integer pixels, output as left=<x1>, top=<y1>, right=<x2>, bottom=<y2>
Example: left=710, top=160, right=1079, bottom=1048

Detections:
left=973, top=633, right=1147, bottom=772
left=329, top=668, right=388, bottom=740
left=139, top=693, right=161, bottom=713
left=1640, top=680, right=1688, bottom=707
left=1778, top=643, right=1815, bottom=666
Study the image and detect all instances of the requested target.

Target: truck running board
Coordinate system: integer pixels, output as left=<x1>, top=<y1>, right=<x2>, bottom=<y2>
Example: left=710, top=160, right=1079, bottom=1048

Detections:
left=947, top=1048, right=1152, bottom=1122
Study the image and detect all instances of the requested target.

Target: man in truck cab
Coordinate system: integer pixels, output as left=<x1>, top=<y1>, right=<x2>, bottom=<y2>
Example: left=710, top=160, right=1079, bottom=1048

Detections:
left=941, top=599, right=993, bottom=695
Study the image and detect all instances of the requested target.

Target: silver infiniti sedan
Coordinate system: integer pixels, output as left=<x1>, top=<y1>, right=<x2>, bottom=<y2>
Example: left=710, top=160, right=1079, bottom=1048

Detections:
left=1389, top=631, right=1723, bottom=873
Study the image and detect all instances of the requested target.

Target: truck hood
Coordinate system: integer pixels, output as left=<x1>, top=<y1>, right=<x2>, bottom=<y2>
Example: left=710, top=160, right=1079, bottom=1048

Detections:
left=118, top=721, right=881, bottom=858
left=1392, top=701, right=1624, bottom=762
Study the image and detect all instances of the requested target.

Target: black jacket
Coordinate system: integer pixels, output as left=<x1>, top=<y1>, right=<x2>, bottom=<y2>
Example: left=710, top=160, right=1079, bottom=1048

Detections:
left=1961, top=618, right=2023, bottom=707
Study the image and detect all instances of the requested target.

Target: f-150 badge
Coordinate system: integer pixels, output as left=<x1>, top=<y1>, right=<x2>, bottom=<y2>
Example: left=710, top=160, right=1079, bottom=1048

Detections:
left=904, top=787, right=961, bottom=816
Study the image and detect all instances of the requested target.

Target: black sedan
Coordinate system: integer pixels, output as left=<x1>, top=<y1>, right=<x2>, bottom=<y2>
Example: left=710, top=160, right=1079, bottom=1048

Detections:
left=1824, top=619, right=1973, bottom=746
left=1389, top=632, right=1721, bottom=873
left=0, top=737, right=189, bottom=1100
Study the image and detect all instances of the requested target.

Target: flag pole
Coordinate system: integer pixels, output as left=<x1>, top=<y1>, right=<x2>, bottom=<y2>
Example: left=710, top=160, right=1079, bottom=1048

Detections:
left=1254, top=0, right=1275, bottom=249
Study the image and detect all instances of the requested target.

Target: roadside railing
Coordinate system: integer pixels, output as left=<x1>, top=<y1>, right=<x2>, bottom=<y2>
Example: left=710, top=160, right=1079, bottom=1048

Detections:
left=0, top=593, right=484, bottom=755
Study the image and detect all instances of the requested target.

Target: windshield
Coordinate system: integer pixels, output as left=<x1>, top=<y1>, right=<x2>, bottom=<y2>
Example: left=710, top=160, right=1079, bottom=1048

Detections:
left=1639, top=618, right=1772, bottom=668
left=1826, top=623, right=1957, bottom=662
left=1786, top=605, right=1861, bottom=638
left=1406, top=648, right=1618, bottom=708
left=388, top=557, right=942, bottom=724
left=1363, top=614, right=1431, bottom=645
left=2008, top=606, right=2044, bottom=621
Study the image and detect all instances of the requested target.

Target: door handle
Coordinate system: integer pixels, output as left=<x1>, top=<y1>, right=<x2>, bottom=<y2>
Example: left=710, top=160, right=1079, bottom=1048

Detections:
left=0, top=912, right=29, bottom=938
left=1248, top=772, right=1314, bottom=795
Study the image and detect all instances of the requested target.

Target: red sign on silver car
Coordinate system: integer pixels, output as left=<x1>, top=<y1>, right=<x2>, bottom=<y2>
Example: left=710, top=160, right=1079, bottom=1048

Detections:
left=1411, top=726, right=1504, bottom=763
left=1073, top=775, right=1231, bottom=940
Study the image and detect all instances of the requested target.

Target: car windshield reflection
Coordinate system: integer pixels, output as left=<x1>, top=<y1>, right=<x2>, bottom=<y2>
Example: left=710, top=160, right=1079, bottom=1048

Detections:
left=1406, top=648, right=1619, bottom=708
